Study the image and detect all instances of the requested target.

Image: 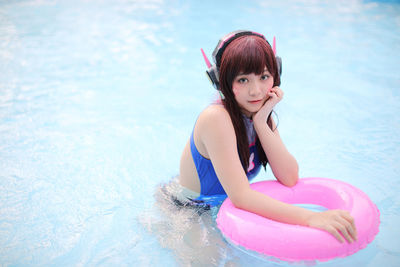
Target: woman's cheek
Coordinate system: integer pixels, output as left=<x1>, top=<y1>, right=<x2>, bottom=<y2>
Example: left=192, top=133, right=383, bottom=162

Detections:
left=232, top=86, right=239, bottom=96
left=268, top=79, right=274, bottom=89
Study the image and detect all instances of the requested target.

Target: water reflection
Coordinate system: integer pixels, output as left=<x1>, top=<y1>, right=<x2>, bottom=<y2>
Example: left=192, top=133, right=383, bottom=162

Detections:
left=139, top=178, right=243, bottom=266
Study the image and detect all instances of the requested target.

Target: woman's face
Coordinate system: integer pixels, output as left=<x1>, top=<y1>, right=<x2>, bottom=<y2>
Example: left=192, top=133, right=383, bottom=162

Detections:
left=232, top=67, right=274, bottom=117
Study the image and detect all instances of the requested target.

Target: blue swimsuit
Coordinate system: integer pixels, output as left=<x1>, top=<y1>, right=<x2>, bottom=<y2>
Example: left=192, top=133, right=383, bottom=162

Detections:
left=190, top=115, right=262, bottom=201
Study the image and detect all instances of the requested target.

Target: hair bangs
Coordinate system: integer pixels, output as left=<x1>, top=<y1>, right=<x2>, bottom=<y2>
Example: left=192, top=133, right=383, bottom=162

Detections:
left=236, top=38, right=267, bottom=76
left=220, top=35, right=279, bottom=88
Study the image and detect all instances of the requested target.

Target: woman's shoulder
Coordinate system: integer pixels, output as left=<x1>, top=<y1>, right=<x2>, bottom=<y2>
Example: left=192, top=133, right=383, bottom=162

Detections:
left=195, top=104, right=235, bottom=138
left=198, top=104, right=231, bottom=127
left=194, top=104, right=237, bottom=155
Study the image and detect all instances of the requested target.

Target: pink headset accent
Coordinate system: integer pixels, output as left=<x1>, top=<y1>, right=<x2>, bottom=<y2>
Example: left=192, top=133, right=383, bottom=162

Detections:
left=201, top=48, right=212, bottom=69
left=217, top=33, right=236, bottom=49
left=273, top=36, right=276, bottom=55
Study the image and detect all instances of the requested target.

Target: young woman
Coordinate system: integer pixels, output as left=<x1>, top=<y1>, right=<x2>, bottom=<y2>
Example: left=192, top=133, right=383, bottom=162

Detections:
left=177, top=30, right=357, bottom=244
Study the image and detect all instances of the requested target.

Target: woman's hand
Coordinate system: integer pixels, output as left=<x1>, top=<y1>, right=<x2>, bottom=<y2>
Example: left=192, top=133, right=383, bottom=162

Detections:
left=306, top=210, right=358, bottom=243
left=252, top=86, right=284, bottom=125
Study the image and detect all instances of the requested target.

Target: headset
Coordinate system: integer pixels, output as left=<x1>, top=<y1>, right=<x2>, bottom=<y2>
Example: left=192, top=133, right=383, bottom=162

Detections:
left=201, top=30, right=282, bottom=90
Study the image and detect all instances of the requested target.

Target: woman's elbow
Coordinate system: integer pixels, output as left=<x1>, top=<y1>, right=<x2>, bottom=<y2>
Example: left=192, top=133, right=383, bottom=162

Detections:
left=286, top=164, right=299, bottom=187
left=230, top=195, right=246, bottom=209
left=229, top=189, right=252, bottom=209
left=286, top=175, right=299, bottom=187
left=278, top=172, right=299, bottom=187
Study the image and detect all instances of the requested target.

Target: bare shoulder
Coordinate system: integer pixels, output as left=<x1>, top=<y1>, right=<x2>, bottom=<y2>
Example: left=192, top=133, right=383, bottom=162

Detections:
left=197, top=104, right=233, bottom=134
left=194, top=104, right=237, bottom=159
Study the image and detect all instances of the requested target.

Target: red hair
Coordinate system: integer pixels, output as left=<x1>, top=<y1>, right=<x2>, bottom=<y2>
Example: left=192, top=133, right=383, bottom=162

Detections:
left=219, top=35, right=281, bottom=171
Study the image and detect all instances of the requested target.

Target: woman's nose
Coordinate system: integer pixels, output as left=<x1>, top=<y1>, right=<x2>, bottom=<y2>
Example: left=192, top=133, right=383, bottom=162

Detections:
left=249, top=81, right=262, bottom=96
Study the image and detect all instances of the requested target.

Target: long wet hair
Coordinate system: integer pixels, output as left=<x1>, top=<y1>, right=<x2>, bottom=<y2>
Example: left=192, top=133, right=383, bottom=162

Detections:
left=219, top=35, right=281, bottom=171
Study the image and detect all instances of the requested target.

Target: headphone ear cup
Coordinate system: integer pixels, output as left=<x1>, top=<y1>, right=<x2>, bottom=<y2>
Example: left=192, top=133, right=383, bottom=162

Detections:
left=276, top=57, right=282, bottom=77
left=206, top=65, right=220, bottom=90
left=276, top=56, right=282, bottom=77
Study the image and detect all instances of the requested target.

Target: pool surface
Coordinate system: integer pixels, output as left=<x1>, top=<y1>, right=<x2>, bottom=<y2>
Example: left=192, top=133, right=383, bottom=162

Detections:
left=1, top=0, right=399, bottom=266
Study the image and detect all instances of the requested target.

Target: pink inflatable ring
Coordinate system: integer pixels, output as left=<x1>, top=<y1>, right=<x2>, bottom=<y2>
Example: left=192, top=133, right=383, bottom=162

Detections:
left=216, top=177, right=380, bottom=262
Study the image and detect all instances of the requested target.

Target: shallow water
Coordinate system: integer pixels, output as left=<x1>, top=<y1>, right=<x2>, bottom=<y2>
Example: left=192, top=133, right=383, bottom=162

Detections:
left=0, top=0, right=399, bottom=266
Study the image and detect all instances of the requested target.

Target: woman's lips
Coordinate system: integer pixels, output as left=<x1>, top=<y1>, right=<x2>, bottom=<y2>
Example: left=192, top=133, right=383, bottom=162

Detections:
left=249, top=99, right=262, bottom=104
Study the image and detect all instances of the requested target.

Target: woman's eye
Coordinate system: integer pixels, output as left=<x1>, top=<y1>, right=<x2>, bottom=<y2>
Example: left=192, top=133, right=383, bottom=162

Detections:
left=238, top=78, right=248, bottom=83
left=261, top=74, right=269, bottom=80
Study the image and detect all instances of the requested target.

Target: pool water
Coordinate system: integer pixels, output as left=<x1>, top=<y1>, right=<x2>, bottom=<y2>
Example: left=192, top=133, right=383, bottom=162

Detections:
left=0, top=0, right=399, bottom=266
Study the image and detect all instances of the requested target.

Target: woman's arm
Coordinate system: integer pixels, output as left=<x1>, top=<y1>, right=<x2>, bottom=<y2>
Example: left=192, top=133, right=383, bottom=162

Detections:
left=197, top=105, right=357, bottom=243
left=252, top=86, right=298, bottom=186
left=255, top=119, right=299, bottom=186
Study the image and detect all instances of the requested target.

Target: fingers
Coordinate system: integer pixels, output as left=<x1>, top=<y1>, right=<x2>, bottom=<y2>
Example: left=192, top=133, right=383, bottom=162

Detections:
left=341, top=210, right=356, bottom=229
left=257, top=87, right=283, bottom=121
left=312, top=210, right=358, bottom=244
left=268, top=87, right=281, bottom=96
left=266, top=87, right=283, bottom=104
left=325, top=225, right=345, bottom=243
left=323, top=220, right=351, bottom=244
left=332, top=211, right=357, bottom=243
left=266, top=92, right=276, bottom=100
left=339, top=211, right=358, bottom=241
left=333, top=220, right=354, bottom=243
